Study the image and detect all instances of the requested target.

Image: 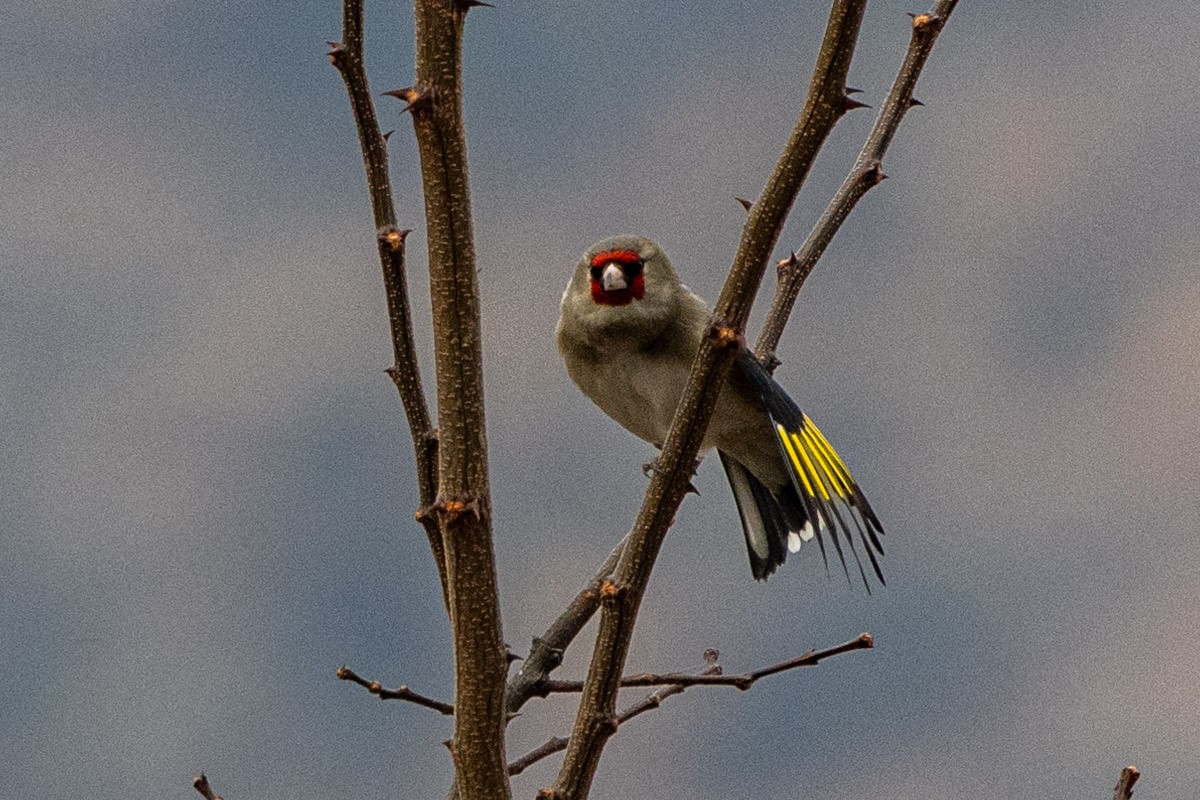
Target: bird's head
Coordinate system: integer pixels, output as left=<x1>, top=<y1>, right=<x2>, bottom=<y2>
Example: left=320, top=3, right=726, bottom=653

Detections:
left=559, top=235, right=684, bottom=334
left=585, top=242, right=647, bottom=306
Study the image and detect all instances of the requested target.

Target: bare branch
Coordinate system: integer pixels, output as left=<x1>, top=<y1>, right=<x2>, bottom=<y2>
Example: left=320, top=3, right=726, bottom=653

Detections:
left=512, top=651, right=721, bottom=779
left=336, top=665, right=455, bottom=715
left=192, top=774, right=224, bottom=800
left=756, top=0, right=961, bottom=366
left=551, top=4, right=870, bottom=797
left=505, top=537, right=627, bottom=717
left=508, top=736, right=570, bottom=778
left=542, top=634, right=873, bottom=693
left=329, top=0, right=446, bottom=608
left=406, top=1, right=509, bottom=797
left=1113, top=766, right=1141, bottom=800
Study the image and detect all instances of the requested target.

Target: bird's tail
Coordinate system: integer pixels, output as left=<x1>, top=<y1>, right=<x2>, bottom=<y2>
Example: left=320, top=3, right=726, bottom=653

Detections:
left=721, top=453, right=786, bottom=580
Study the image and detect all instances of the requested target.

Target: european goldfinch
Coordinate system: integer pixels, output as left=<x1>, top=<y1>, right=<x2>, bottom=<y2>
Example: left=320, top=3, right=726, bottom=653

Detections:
left=556, top=235, right=884, bottom=585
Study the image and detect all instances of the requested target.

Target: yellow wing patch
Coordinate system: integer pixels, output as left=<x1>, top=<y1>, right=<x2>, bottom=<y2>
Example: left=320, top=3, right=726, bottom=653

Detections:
left=777, top=424, right=816, bottom=498
left=776, top=420, right=854, bottom=502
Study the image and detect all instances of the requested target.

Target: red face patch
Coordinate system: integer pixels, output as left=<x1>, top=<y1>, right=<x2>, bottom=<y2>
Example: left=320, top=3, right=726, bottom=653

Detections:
left=591, top=272, right=645, bottom=306
left=590, top=249, right=641, bottom=268
left=589, top=250, right=646, bottom=306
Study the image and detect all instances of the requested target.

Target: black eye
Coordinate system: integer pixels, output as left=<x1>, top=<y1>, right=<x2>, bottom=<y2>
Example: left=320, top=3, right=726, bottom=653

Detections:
left=589, top=259, right=644, bottom=282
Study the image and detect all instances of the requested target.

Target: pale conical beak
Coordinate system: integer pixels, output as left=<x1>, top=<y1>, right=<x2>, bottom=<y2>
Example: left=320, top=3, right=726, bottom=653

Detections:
left=601, top=263, right=627, bottom=291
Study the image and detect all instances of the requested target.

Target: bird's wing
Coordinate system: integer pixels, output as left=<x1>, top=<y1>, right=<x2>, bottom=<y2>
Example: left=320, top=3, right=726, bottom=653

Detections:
left=732, top=349, right=886, bottom=589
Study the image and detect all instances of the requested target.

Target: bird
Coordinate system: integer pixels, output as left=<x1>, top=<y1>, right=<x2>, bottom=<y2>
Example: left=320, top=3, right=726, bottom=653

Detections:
left=555, top=235, right=884, bottom=586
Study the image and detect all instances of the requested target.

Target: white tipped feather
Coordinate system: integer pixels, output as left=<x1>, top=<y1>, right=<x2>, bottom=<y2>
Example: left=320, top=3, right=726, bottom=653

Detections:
left=800, top=519, right=815, bottom=541
left=787, top=532, right=802, bottom=553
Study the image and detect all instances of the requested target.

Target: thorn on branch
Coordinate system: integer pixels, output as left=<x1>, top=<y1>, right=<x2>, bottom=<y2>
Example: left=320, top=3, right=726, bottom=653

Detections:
left=382, top=129, right=395, bottom=142
left=709, top=319, right=744, bottom=350
left=383, top=85, right=433, bottom=115
left=455, top=0, right=495, bottom=10
left=776, top=251, right=800, bottom=277
left=908, top=97, right=924, bottom=108
left=842, top=94, right=871, bottom=112
left=326, top=41, right=346, bottom=68
left=599, top=579, right=621, bottom=606
left=377, top=226, right=411, bottom=251
left=861, top=161, right=887, bottom=186
left=437, top=494, right=484, bottom=525
left=846, top=86, right=864, bottom=95
left=909, top=12, right=944, bottom=33
left=1113, top=765, right=1141, bottom=800
left=735, top=197, right=753, bottom=212
left=192, top=774, right=223, bottom=800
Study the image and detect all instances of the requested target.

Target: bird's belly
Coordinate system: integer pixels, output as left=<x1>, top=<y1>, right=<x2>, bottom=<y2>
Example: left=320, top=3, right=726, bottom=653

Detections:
left=567, top=352, right=687, bottom=446
left=569, top=351, right=784, bottom=490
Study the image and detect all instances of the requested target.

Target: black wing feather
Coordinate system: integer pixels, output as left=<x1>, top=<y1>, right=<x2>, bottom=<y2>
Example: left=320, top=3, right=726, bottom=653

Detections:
left=732, top=349, right=886, bottom=589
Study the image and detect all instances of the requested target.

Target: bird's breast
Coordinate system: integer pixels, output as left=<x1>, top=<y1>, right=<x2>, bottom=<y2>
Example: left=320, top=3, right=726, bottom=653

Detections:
left=563, top=348, right=690, bottom=447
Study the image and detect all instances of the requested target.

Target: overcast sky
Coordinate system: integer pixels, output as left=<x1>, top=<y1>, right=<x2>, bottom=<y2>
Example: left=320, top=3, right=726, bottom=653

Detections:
left=4, top=2, right=1199, bottom=798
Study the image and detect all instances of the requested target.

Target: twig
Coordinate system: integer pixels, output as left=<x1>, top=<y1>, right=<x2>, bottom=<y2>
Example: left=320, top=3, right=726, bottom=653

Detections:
left=508, top=736, right=570, bottom=778
left=192, top=774, right=224, bottom=800
left=542, top=634, right=872, bottom=693
left=404, top=2, right=509, bottom=798
left=512, top=651, right=721, bottom=778
left=756, top=0, right=961, bottom=367
left=505, top=537, right=627, bottom=717
left=551, top=6, right=871, bottom=796
left=1113, top=766, right=1141, bottom=800
left=336, top=665, right=455, bottom=715
left=329, top=0, right=446, bottom=609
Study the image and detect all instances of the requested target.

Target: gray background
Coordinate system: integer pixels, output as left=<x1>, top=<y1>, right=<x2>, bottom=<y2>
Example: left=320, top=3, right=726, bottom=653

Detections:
left=4, top=1, right=1198, bottom=798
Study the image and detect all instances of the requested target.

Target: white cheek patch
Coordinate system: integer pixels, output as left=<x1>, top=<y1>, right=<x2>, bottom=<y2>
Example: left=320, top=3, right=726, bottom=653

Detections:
left=601, top=263, right=628, bottom=291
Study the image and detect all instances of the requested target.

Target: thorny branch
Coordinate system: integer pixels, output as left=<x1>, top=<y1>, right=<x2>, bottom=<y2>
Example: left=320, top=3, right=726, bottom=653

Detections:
left=403, top=1, right=509, bottom=797
left=756, top=0, right=961, bottom=367
left=550, top=4, right=872, bottom=797
left=328, top=0, right=446, bottom=608
left=336, top=665, right=455, bottom=715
